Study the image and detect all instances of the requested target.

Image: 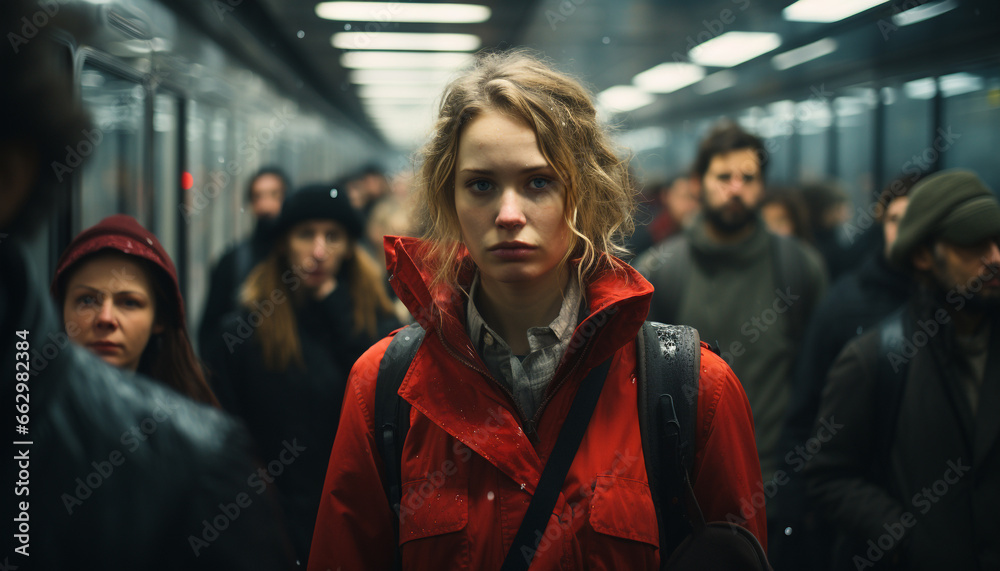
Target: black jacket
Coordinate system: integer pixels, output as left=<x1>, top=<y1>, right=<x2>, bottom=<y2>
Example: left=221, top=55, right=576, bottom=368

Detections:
left=198, top=218, right=275, bottom=357
left=775, top=251, right=914, bottom=520
left=2, top=241, right=294, bottom=570
left=205, top=281, right=400, bottom=563
left=805, top=292, right=1000, bottom=570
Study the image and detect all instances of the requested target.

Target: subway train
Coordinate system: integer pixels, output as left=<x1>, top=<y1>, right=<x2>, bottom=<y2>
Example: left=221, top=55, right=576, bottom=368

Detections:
left=17, top=0, right=1000, bottom=348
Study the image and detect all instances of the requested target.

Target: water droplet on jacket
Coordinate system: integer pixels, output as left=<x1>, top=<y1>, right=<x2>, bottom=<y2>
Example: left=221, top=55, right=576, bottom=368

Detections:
left=487, top=491, right=495, bottom=501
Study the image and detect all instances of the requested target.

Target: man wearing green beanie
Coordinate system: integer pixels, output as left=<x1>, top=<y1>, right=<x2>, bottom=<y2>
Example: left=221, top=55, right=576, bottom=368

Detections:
left=804, top=169, right=1000, bottom=571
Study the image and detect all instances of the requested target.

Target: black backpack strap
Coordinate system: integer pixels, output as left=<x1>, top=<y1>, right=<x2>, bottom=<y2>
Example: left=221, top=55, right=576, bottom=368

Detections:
left=873, top=308, right=908, bottom=484
left=638, top=321, right=701, bottom=566
left=373, top=322, right=425, bottom=571
left=769, top=234, right=814, bottom=341
left=500, top=357, right=613, bottom=571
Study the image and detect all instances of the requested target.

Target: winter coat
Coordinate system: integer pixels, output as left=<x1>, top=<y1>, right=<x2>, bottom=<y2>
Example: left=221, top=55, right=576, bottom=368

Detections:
left=205, top=279, right=399, bottom=564
left=308, top=236, right=767, bottom=570
left=198, top=218, right=274, bottom=356
left=805, top=292, right=1000, bottom=570
left=775, top=250, right=914, bottom=521
left=2, top=241, right=294, bottom=570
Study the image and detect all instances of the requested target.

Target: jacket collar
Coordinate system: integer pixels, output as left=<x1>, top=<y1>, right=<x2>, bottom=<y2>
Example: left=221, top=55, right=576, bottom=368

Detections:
left=384, top=235, right=653, bottom=370
left=383, top=236, right=655, bottom=485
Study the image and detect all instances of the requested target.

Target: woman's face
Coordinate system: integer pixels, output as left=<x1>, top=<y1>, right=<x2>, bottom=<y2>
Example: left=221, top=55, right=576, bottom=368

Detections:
left=287, top=219, right=351, bottom=298
left=454, top=110, right=571, bottom=290
left=63, top=253, right=162, bottom=372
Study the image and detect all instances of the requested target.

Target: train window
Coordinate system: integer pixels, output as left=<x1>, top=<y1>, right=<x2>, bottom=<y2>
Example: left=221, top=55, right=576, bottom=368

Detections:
left=184, top=99, right=210, bottom=334
left=153, top=93, right=180, bottom=263
left=760, top=101, right=795, bottom=185
left=797, top=99, right=832, bottom=183
left=941, top=71, right=1000, bottom=189
left=880, top=80, right=933, bottom=186
left=184, top=101, right=236, bottom=334
left=78, top=64, right=147, bottom=231
left=835, top=88, right=877, bottom=207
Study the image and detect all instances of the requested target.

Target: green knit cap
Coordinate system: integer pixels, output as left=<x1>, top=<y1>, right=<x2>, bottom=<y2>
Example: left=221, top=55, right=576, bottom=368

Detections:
left=890, top=169, right=1000, bottom=267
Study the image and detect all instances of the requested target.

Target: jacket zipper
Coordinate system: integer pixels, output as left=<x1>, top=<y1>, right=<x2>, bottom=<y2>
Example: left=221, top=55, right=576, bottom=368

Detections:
left=530, top=338, right=592, bottom=434
left=434, top=327, right=533, bottom=433
left=435, top=319, right=600, bottom=441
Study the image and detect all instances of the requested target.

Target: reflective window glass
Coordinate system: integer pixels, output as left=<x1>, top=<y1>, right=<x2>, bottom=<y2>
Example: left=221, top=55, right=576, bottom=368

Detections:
left=941, top=70, right=1000, bottom=189
left=78, top=64, right=147, bottom=231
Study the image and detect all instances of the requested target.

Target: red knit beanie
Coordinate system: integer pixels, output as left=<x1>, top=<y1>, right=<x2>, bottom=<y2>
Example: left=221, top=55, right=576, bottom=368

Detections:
left=52, top=214, right=186, bottom=327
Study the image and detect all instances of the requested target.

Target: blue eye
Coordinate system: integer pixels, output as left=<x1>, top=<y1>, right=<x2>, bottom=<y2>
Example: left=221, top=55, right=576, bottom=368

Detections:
left=470, top=180, right=492, bottom=193
left=77, top=294, right=98, bottom=306
left=529, top=177, right=551, bottom=190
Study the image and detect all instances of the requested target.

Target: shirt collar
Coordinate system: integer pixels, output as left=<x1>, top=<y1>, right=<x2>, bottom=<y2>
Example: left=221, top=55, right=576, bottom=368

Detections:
left=466, top=271, right=583, bottom=350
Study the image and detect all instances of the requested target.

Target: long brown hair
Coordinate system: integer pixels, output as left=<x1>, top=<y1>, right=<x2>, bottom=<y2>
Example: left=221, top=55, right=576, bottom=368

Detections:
left=240, top=236, right=394, bottom=372
left=415, top=49, right=636, bottom=293
left=138, top=261, right=219, bottom=406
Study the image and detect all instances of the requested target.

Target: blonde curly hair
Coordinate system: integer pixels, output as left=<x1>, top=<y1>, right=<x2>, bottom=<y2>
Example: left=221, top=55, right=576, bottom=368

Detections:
left=414, top=49, right=637, bottom=291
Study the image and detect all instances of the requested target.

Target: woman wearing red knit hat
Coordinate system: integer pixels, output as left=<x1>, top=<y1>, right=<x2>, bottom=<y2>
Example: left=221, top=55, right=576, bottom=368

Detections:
left=52, top=214, right=218, bottom=406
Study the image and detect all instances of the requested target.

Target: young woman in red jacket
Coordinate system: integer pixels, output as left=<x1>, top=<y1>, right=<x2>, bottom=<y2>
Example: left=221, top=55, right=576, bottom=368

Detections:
left=309, top=50, right=766, bottom=570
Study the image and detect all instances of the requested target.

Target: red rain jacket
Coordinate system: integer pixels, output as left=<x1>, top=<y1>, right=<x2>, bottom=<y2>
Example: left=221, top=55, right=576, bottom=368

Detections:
left=309, top=237, right=766, bottom=570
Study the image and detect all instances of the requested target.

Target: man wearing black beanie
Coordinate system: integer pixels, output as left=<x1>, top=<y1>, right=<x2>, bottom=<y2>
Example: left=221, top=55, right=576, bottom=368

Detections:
left=805, top=169, right=1000, bottom=571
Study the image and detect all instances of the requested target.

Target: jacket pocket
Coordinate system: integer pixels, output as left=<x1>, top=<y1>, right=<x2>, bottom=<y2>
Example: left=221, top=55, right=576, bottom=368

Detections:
left=398, top=477, right=468, bottom=544
left=589, top=474, right=659, bottom=547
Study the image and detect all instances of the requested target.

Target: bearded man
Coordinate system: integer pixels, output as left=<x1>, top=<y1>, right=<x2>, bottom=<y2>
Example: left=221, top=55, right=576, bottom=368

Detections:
left=805, top=170, right=1000, bottom=571
left=633, top=121, right=828, bottom=558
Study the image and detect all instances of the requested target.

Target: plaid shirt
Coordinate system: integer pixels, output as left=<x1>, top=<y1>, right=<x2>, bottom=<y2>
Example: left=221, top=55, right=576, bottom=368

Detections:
left=466, top=273, right=584, bottom=429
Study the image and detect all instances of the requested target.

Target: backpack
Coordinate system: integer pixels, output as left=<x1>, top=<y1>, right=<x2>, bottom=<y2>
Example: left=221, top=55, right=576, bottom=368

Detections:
left=374, top=321, right=771, bottom=570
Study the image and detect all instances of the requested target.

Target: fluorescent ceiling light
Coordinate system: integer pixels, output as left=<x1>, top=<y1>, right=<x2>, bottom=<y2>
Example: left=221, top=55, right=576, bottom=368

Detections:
left=939, top=72, right=983, bottom=98
left=903, top=77, right=937, bottom=100
left=332, top=32, right=480, bottom=51
left=694, top=71, right=737, bottom=94
left=341, top=51, right=474, bottom=69
left=597, top=86, right=654, bottom=113
left=688, top=32, right=782, bottom=67
left=316, top=2, right=490, bottom=23
left=357, top=84, right=443, bottom=100
left=633, top=63, right=705, bottom=93
left=783, top=0, right=889, bottom=22
left=350, top=69, right=456, bottom=85
left=892, top=0, right=958, bottom=26
left=771, top=38, right=838, bottom=71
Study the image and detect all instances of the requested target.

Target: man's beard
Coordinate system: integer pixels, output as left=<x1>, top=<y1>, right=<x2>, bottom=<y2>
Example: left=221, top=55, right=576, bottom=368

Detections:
left=928, top=264, right=1000, bottom=316
left=703, top=198, right=757, bottom=236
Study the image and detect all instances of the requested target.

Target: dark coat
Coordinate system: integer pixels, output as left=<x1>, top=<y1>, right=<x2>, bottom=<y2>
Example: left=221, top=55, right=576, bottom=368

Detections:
left=775, top=250, right=914, bottom=520
left=198, top=218, right=275, bottom=356
left=205, top=281, right=400, bottom=564
left=805, top=292, right=1000, bottom=571
left=2, top=242, right=294, bottom=570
